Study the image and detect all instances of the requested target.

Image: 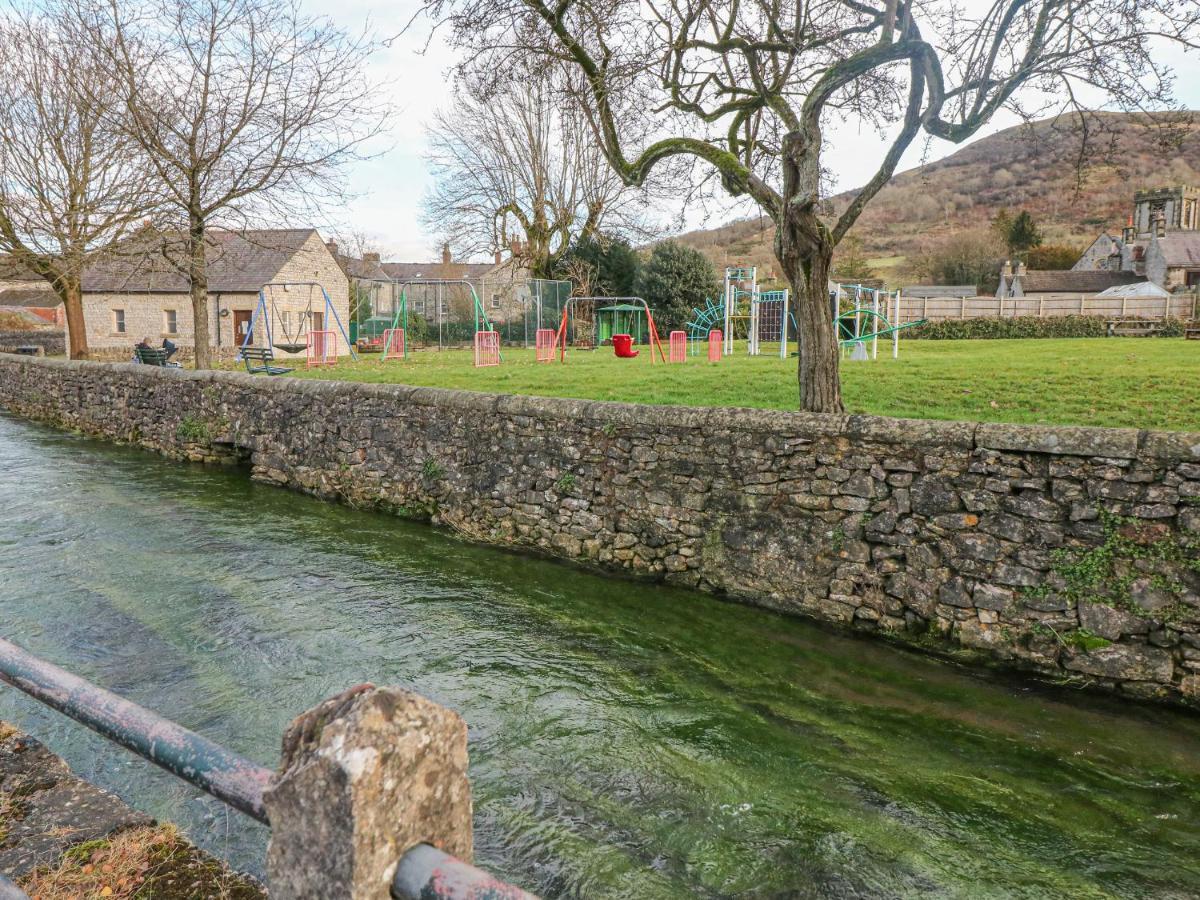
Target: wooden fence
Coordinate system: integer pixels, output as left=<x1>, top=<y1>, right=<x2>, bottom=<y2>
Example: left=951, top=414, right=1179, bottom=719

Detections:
left=896, top=294, right=1197, bottom=324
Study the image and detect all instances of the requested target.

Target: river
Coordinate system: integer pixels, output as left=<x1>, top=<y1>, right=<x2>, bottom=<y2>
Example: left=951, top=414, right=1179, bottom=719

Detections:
left=1, top=412, right=1199, bottom=898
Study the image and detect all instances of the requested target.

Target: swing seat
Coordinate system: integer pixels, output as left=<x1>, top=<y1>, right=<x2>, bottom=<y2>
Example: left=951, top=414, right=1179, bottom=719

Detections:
left=272, top=342, right=308, bottom=354
left=612, top=333, right=639, bottom=358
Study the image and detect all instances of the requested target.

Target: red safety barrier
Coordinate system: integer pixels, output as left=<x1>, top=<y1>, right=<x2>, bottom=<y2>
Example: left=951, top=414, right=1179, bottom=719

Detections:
left=669, top=330, right=686, bottom=363
left=474, top=330, right=500, bottom=367
left=535, top=328, right=556, bottom=362
left=306, top=330, right=336, bottom=368
left=708, top=329, right=723, bottom=362
left=381, top=328, right=405, bottom=361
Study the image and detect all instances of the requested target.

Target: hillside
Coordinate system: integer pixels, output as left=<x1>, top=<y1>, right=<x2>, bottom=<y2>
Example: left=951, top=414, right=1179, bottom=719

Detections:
left=674, top=112, right=1200, bottom=286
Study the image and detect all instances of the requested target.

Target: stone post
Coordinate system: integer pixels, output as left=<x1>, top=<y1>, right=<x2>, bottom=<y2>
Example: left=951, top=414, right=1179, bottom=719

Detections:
left=263, top=684, right=473, bottom=899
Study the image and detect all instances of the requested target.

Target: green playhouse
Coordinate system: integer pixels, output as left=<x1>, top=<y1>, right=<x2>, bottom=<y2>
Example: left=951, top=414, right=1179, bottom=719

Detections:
left=596, top=303, right=652, bottom=344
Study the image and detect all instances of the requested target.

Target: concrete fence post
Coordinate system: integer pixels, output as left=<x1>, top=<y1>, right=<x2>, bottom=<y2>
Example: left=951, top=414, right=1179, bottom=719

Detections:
left=263, top=684, right=473, bottom=899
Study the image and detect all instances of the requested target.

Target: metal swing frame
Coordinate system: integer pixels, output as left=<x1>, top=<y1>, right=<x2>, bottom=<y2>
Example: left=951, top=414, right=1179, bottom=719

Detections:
left=391, top=279, right=499, bottom=360
left=551, top=296, right=667, bottom=363
left=237, top=282, right=358, bottom=362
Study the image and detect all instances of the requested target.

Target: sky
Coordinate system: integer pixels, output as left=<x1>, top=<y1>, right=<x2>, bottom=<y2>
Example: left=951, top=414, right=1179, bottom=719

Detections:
left=313, top=0, right=1200, bottom=263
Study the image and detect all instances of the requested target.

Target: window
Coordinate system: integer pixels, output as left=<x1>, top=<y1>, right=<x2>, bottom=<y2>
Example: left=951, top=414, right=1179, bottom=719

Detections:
left=491, top=293, right=501, bottom=309
left=113, top=309, right=126, bottom=334
left=1186, top=270, right=1200, bottom=288
left=439, top=300, right=448, bottom=314
left=280, top=311, right=290, bottom=332
left=163, top=309, right=178, bottom=334
left=413, top=299, right=426, bottom=314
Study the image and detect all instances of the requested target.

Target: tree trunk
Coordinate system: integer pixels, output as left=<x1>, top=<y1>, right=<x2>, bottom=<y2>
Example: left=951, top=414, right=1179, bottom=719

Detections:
left=188, top=219, right=212, bottom=369
left=60, top=276, right=88, bottom=360
left=776, top=131, right=843, bottom=413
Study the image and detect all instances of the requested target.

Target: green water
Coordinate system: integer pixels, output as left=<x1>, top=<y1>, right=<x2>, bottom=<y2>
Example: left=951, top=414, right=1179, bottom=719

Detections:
left=1, top=414, right=1200, bottom=898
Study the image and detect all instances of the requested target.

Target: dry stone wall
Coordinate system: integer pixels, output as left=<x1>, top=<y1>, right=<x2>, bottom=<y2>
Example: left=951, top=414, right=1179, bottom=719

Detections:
left=2, top=354, right=1200, bottom=708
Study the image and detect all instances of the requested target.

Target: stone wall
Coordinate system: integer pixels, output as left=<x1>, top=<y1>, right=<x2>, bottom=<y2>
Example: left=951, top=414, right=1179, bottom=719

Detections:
left=0, top=330, right=64, bottom=356
left=2, top=354, right=1199, bottom=708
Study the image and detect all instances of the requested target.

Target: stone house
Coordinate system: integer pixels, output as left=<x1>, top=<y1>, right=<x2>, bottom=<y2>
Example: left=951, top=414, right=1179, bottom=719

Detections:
left=0, top=257, right=63, bottom=325
left=381, top=244, right=532, bottom=328
left=995, top=263, right=1139, bottom=299
left=76, top=229, right=349, bottom=360
left=327, top=241, right=391, bottom=323
left=1072, top=186, right=1200, bottom=292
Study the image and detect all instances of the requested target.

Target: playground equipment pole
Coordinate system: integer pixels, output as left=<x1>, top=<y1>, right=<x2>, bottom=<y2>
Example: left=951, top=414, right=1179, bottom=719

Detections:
left=872, top=288, right=879, bottom=360
left=780, top=290, right=789, bottom=360
left=893, top=290, right=901, bottom=359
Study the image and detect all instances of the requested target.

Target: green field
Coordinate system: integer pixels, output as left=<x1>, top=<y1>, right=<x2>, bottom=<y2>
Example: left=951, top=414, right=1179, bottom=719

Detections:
left=277, top=338, right=1200, bottom=431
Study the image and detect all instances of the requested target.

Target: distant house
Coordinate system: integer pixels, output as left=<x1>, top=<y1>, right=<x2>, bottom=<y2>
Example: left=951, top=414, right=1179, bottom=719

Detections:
left=996, top=263, right=1140, bottom=299
left=0, top=257, right=63, bottom=326
left=900, top=285, right=977, bottom=299
left=381, top=243, right=532, bottom=327
left=77, top=229, right=349, bottom=360
left=327, top=241, right=391, bottom=322
left=1072, top=186, right=1200, bottom=292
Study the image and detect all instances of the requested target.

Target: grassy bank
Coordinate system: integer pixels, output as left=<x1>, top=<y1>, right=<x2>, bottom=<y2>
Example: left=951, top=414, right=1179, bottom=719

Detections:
left=274, top=337, right=1200, bottom=431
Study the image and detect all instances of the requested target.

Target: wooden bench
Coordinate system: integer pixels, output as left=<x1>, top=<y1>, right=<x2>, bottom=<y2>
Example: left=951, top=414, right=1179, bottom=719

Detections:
left=134, top=346, right=181, bottom=367
left=1185, top=321, right=1200, bottom=340
left=241, top=347, right=293, bottom=376
left=1105, top=318, right=1163, bottom=337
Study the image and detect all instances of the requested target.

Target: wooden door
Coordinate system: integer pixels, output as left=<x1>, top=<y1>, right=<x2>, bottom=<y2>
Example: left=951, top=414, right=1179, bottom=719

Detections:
left=234, top=310, right=253, bottom=347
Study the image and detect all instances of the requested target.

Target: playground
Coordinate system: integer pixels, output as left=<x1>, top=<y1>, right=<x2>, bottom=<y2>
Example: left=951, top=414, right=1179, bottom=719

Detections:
left=280, top=338, right=1200, bottom=431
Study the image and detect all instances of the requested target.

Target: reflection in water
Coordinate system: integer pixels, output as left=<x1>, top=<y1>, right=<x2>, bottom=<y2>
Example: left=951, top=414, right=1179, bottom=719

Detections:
left=1, top=413, right=1199, bottom=898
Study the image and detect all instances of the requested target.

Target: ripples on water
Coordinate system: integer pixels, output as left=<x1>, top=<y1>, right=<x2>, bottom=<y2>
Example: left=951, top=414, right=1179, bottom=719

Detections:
left=1, top=413, right=1199, bottom=898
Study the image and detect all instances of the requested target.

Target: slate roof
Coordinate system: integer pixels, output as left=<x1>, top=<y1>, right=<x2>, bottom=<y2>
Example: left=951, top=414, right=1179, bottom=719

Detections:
left=900, top=285, right=977, bottom=298
left=338, top=255, right=390, bottom=282
left=82, top=229, right=322, bottom=294
left=381, top=261, right=496, bottom=282
left=0, top=287, right=60, bottom=307
left=1155, top=232, right=1200, bottom=268
left=0, top=256, right=43, bottom=282
left=1016, top=270, right=1141, bottom=293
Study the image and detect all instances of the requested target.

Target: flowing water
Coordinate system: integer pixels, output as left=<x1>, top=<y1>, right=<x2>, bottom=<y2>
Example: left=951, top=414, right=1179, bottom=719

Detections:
left=1, top=412, right=1200, bottom=898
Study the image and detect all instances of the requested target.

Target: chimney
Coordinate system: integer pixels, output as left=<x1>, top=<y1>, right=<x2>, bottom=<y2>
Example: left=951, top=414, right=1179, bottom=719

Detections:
left=363, top=252, right=380, bottom=264
left=1156, top=217, right=1166, bottom=238
left=1001, top=260, right=1013, bottom=278
left=441, top=242, right=451, bottom=266
left=1016, top=261, right=1027, bottom=277
left=494, top=250, right=502, bottom=266
left=326, top=239, right=339, bottom=257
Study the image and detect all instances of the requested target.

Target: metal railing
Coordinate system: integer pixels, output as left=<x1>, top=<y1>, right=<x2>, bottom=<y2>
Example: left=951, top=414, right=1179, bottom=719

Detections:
left=0, top=638, right=535, bottom=899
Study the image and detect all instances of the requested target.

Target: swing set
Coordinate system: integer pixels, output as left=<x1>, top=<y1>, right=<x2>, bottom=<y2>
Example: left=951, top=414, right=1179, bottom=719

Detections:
left=238, top=282, right=357, bottom=366
left=547, top=297, right=666, bottom=363
left=383, top=280, right=500, bottom=364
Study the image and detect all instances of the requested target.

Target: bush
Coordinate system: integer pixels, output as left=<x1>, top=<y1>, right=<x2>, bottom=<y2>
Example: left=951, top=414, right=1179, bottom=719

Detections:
left=1024, top=243, right=1085, bottom=270
left=906, top=316, right=1187, bottom=340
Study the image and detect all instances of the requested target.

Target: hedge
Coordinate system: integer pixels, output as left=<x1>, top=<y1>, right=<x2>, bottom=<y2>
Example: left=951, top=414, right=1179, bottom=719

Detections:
left=905, top=315, right=1186, bottom=340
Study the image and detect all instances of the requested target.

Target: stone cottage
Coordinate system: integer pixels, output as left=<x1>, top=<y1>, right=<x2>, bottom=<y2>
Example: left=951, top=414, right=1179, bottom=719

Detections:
left=995, top=263, right=1140, bottom=299
left=77, top=229, right=349, bottom=360
left=327, top=241, right=391, bottom=323
left=381, top=243, right=533, bottom=330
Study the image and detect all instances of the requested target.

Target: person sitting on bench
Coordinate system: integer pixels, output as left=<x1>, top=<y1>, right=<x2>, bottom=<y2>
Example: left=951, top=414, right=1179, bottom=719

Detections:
left=136, top=336, right=154, bottom=353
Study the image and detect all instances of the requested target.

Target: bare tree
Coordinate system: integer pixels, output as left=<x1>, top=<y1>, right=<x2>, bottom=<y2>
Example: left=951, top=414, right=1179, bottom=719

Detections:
left=423, top=74, right=651, bottom=278
left=84, top=0, right=386, bottom=368
left=423, top=0, right=1200, bottom=411
left=0, top=6, right=156, bottom=359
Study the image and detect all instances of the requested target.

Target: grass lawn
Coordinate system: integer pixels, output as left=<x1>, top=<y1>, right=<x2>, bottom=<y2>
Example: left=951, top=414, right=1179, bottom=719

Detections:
left=275, top=337, right=1200, bottom=431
